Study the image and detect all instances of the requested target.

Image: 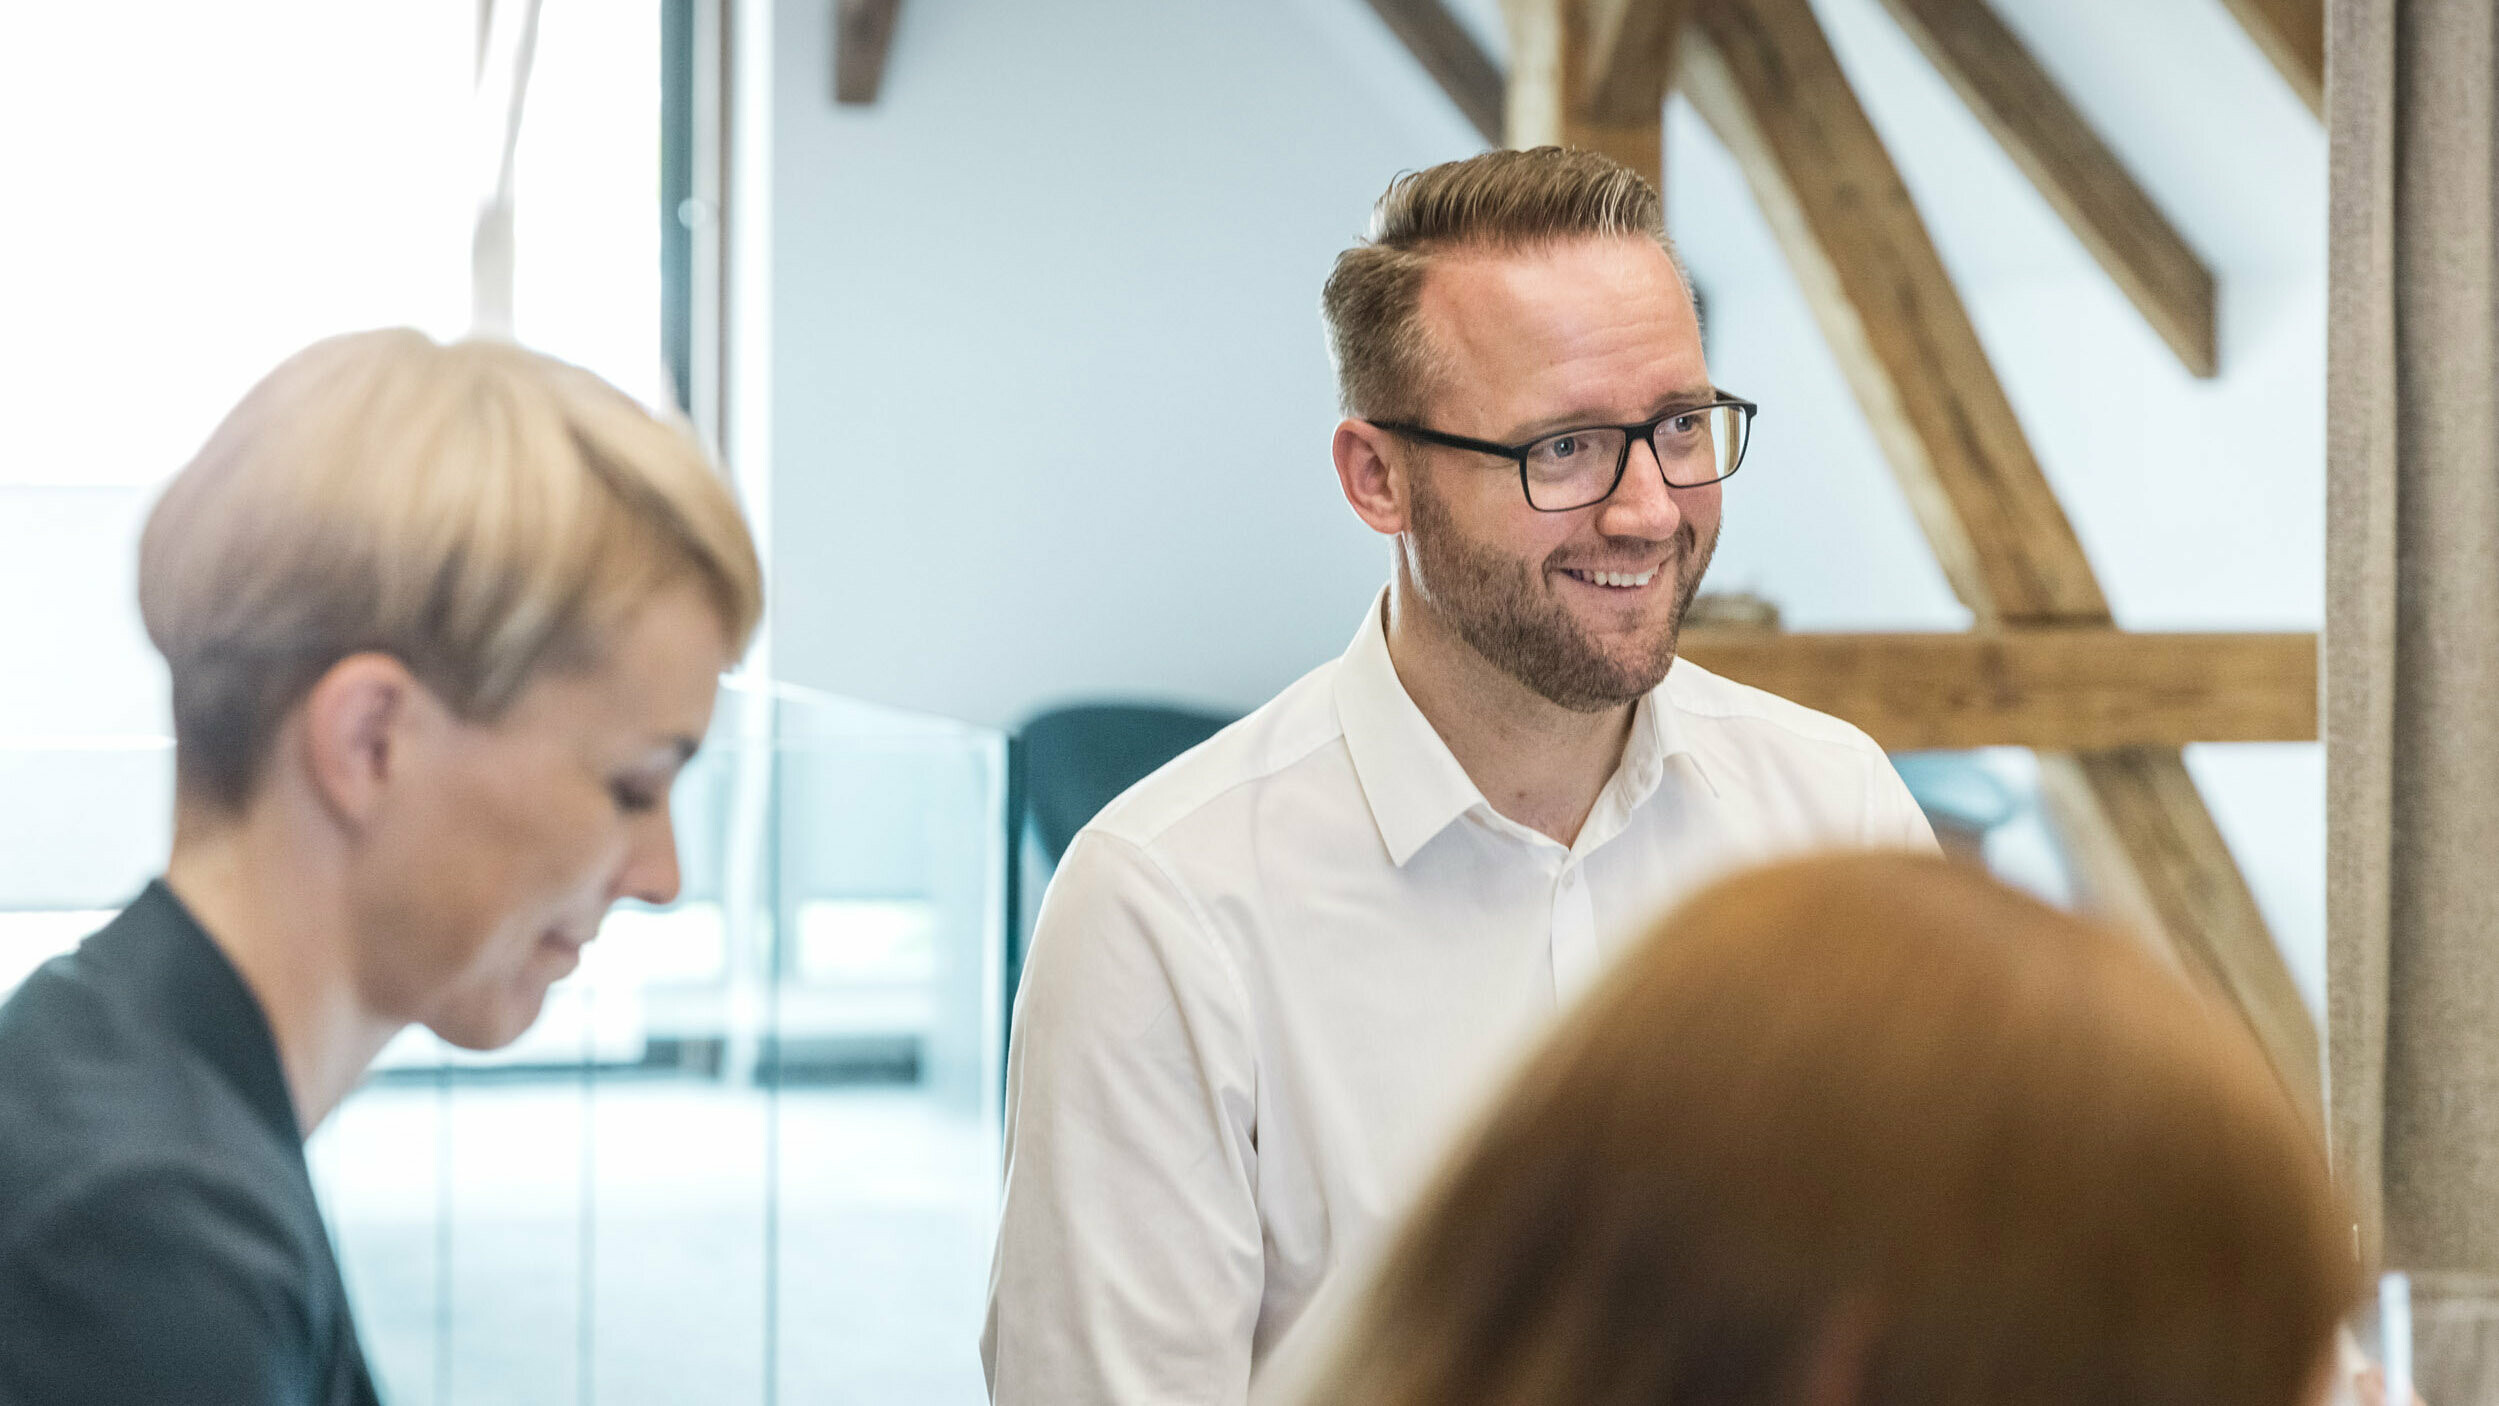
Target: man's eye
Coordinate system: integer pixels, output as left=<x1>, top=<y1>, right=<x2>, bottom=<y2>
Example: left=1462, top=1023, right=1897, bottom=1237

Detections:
left=1665, top=413, right=1702, bottom=436
left=1547, top=435, right=1584, bottom=459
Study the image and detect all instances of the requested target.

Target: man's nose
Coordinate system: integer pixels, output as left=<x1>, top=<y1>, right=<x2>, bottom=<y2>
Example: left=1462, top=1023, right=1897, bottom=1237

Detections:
left=1597, top=435, right=1684, bottom=540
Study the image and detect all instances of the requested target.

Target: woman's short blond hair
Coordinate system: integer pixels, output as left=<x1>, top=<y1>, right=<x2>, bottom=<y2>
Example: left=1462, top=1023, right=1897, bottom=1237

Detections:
left=141, top=329, right=764, bottom=811
left=1304, top=853, right=2354, bottom=1406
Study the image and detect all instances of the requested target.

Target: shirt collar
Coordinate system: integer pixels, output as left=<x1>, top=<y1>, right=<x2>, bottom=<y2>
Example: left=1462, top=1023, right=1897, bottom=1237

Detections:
left=1334, top=590, right=1496, bottom=867
left=1637, top=663, right=1721, bottom=801
left=1572, top=678, right=1717, bottom=856
left=1332, top=590, right=1715, bottom=866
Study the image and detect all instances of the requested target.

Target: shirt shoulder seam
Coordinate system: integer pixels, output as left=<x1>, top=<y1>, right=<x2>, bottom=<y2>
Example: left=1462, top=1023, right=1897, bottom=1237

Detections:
left=1086, top=720, right=1348, bottom=852
left=1664, top=661, right=1885, bottom=754
left=1064, top=830, right=1261, bottom=1028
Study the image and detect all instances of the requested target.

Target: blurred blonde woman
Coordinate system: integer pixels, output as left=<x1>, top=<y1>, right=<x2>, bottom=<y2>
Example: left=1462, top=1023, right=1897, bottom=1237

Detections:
left=0, top=331, right=760, bottom=1404
left=1296, top=853, right=2356, bottom=1406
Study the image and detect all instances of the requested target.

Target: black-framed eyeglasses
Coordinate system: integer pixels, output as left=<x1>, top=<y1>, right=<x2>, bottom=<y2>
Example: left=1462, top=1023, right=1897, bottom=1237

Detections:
left=1374, top=395, right=1758, bottom=512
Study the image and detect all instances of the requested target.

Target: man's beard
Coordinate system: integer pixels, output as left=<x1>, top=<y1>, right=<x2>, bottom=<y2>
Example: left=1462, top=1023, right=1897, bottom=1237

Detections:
left=1404, top=478, right=1714, bottom=713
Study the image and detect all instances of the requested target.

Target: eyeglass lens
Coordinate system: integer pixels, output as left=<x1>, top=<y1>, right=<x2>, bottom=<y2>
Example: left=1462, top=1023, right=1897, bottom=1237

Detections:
left=1522, top=404, right=1748, bottom=510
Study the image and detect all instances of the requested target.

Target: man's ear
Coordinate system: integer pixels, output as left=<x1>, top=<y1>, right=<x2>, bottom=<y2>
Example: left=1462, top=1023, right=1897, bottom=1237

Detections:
left=295, top=653, right=426, bottom=828
left=1333, top=419, right=1409, bottom=537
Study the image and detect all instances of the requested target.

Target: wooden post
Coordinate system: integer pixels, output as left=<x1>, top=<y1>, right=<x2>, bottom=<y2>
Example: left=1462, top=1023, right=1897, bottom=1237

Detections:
left=1501, top=0, right=1668, bottom=183
left=1583, top=0, right=1690, bottom=127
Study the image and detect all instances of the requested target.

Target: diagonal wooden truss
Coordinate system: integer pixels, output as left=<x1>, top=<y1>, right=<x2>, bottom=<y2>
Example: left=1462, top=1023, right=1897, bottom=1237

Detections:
left=1364, top=0, right=2328, bottom=1119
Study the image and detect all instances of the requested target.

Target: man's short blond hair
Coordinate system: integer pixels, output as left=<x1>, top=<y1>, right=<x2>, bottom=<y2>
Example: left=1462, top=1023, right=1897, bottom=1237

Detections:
left=1321, top=146, right=1683, bottom=422
left=141, top=329, right=765, bottom=811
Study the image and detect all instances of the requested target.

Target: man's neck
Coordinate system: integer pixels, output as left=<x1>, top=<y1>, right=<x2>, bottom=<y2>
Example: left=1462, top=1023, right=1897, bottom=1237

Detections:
left=162, top=802, right=403, bottom=1138
left=1381, top=580, right=1639, bottom=849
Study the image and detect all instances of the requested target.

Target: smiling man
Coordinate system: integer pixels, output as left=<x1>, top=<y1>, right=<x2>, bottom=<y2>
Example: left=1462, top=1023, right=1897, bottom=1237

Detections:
left=982, top=149, right=1935, bottom=1404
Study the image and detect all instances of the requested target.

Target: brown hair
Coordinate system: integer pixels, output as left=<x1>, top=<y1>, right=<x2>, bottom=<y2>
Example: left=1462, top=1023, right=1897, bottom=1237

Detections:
left=141, top=330, right=764, bottom=811
left=1303, top=853, right=2354, bottom=1406
left=1320, top=146, right=1678, bottom=421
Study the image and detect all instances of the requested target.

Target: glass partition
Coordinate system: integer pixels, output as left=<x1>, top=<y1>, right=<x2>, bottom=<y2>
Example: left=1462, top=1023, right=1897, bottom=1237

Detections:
left=0, top=679, right=1006, bottom=1404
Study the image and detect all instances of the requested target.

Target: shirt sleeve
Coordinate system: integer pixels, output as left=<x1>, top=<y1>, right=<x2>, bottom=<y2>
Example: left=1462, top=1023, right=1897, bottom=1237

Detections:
left=0, top=1162, right=324, bottom=1405
left=984, top=830, right=1264, bottom=1406
left=1864, top=748, right=1943, bottom=854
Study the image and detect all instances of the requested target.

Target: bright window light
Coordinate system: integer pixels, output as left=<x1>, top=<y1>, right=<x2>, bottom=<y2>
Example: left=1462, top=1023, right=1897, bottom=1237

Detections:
left=513, top=0, right=667, bottom=410
left=0, top=0, right=669, bottom=489
left=0, top=912, right=116, bottom=996
left=0, top=5, right=471, bottom=488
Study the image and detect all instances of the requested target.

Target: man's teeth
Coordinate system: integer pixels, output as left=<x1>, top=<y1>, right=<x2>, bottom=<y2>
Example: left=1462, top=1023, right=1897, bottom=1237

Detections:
left=1573, top=568, right=1656, bottom=588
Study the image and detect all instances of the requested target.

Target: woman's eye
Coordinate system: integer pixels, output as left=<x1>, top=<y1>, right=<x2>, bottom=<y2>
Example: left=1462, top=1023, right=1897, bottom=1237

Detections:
left=611, top=782, right=661, bottom=814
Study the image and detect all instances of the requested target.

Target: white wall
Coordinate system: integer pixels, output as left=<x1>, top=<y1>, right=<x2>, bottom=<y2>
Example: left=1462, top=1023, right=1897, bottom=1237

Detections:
left=762, top=0, right=2329, bottom=1003
left=0, top=489, right=172, bottom=911
left=0, top=489, right=165, bottom=741
left=766, top=0, right=1485, bottom=727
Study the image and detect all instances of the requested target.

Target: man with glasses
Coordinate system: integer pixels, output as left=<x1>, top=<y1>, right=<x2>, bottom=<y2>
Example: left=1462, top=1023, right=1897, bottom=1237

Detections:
left=983, top=148, right=1935, bottom=1404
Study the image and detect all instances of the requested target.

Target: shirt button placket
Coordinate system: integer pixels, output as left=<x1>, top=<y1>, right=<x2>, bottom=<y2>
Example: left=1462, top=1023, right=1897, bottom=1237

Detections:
left=1550, top=862, right=1598, bottom=1006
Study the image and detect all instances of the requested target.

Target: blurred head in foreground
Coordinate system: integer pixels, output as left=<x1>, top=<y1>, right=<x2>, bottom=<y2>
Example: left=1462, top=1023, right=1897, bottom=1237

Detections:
left=143, top=329, right=762, bottom=1062
left=1301, top=853, right=2354, bottom=1406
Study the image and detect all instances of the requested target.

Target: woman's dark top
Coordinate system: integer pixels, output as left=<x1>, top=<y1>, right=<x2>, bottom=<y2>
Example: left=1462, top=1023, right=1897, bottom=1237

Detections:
left=0, top=881, right=381, bottom=1404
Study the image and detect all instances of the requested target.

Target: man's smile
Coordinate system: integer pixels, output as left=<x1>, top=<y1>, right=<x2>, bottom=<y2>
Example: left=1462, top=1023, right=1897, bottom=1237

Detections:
left=1558, top=566, right=1659, bottom=590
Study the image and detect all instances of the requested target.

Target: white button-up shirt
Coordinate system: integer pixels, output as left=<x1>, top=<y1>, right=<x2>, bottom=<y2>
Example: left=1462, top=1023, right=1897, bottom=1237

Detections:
left=983, top=594, right=1935, bottom=1404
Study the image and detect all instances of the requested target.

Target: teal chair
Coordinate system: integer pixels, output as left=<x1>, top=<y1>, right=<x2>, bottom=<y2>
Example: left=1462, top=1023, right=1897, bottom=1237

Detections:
left=1003, top=704, right=1236, bottom=1041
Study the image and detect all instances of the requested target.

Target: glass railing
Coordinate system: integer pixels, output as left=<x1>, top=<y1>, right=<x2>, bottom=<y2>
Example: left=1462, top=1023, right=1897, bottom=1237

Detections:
left=0, top=678, right=1007, bottom=1405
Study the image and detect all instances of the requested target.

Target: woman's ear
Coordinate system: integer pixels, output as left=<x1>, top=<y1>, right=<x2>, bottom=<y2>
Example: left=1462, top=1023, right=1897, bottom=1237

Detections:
left=1333, top=419, right=1409, bottom=536
left=294, top=652, right=425, bottom=828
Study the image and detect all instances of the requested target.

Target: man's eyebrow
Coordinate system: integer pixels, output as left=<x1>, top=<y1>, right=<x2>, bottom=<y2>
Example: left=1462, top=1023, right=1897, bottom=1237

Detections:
left=1505, top=386, right=1720, bottom=441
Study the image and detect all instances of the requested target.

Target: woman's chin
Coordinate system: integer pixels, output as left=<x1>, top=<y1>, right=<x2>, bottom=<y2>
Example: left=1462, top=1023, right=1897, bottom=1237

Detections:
left=423, top=982, right=558, bottom=1052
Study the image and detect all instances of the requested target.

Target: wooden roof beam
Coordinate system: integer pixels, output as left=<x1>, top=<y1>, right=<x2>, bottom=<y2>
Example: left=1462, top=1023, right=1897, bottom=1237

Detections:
left=835, top=0, right=901, bottom=105
left=2216, top=0, right=2324, bottom=120
left=1875, top=0, right=2219, bottom=377
left=1679, top=0, right=2318, bottom=1124
left=1364, top=0, right=1507, bottom=146
left=1679, top=0, right=2104, bottom=626
left=1502, top=0, right=1662, bottom=181
left=1581, top=0, right=1691, bottom=124
left=1676, top=629, right=2316, bottom=751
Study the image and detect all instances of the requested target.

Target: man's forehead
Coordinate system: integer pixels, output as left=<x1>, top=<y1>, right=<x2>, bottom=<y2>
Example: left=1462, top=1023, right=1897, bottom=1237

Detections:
left=1415, top=237, right=1705, bottom=417
left=1422, top=239, right=1689, bottom=338
left=1421, top=232, right=1685, bottom=297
